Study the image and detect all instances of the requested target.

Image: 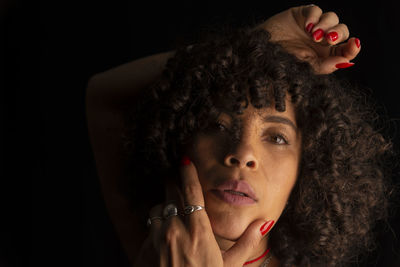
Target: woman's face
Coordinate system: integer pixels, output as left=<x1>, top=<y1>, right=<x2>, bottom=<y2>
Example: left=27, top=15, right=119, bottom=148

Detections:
left=185, top=96, right=302, bottom=251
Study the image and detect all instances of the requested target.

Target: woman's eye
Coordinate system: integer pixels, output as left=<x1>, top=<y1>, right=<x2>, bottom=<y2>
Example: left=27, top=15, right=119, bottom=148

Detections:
left=267, top=134, right=289, bottom=145
left=216, top=122, right=228, bottom=132
left=204, top=121, right=229, bottom=135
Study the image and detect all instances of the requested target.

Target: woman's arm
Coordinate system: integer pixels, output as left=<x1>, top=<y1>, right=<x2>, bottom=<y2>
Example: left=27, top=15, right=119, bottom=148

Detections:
left=85, top=50, right=175, bottom=264
left=86, top=50, right=175, bottom=108
left=85, top=5, right=360, bottom=265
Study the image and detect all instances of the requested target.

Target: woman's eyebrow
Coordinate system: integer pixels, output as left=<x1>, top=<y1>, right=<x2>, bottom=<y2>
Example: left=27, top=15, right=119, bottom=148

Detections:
left=262, top=115, right=298, bottom=132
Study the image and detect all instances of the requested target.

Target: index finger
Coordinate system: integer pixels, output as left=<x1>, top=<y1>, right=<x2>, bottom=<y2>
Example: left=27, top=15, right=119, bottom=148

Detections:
left=301, top=4, right=323, bottom=32
left=180, top=155, right=210, bottom=228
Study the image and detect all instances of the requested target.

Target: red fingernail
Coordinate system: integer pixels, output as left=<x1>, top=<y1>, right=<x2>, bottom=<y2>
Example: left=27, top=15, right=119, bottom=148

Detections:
left=260, top=220, right=274, bottom=236
left=181, top=155, right=191, bottom=166
left=326, top=31, right=338, bottom=42
left=355, top=38, right=361, bottom=48
left=306, top=23, right=314, bottom=33
left=335, top=62, right=355, bottom=69
left=312, top=29, right=324, bottom=41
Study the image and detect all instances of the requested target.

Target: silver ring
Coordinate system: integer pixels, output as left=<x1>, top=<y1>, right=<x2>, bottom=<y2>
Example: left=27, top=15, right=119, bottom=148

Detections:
left=184, top=205, right=204, bottom=215
left=163, top=203, right=178, bottom=218
left=147, top=216, right=163, bottom=227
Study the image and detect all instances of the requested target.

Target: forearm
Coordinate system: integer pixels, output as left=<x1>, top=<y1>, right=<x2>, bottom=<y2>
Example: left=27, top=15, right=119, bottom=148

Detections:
left=85, top=50, right=175, bottom=265
left=86, top=50, right=175, bottom=109
left=85, top=102, right=145, bottom=265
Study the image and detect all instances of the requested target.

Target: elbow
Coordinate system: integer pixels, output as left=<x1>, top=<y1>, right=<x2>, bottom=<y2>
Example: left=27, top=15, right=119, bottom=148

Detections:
left=85, top=74, right=103, bottom=106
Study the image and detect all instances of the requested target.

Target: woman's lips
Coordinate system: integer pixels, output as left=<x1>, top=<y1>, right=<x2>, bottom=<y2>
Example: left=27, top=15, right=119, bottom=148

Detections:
left=211, top=189, right=256, bottom=205
left=213, top=179, right=258, bottom=200
left=210, top=179, right=258, bottom=205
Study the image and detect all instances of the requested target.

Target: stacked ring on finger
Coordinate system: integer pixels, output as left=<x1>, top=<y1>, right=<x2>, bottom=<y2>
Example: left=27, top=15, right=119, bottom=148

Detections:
left=147, top=216, right=163, bottom=227
left=163, top=203, right=178, bottom=219
left=183, top=205, right=204, bottom=215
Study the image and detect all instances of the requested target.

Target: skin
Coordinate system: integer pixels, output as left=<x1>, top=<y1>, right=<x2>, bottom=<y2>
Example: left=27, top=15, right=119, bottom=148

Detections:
left=258, top=4, right=360, bottom=74
left=135, top=4, right=363, bottom=266
left=186, top=98, right=301, bottom=255
left=136, top=97, right=300, bottom=267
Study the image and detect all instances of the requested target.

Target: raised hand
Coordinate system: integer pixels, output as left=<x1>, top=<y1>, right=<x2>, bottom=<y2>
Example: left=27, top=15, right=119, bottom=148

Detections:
left=134, top=156, right=273, bottom=267
left=257, top=5, right=361, bottom=74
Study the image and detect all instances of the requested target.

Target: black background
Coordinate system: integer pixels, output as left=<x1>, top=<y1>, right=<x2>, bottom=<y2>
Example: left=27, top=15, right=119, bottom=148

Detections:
left=2, top=0, right=400, bottom=266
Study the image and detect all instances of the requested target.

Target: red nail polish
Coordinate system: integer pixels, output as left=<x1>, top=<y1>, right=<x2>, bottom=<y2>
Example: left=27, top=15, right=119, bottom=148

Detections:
left=326, top=31, right=338, bottom=42
left=260, top=220, right=274, bottom=236
left=335, top=62, right=355, bottom=69
left=355, top=38, right=361, bottom=48
left=312, top=29, right=324, bottom=41
left=306, top=23, right=314, bottom=33
left=181, top=155, right=191, bottom=166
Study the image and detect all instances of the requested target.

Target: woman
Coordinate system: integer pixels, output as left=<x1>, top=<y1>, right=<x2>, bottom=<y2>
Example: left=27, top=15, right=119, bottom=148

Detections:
left=86, top=5, right=395, bottom=267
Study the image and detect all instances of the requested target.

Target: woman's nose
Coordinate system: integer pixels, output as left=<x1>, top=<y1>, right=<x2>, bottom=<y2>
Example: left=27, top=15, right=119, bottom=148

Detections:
left=223, top=143, right=258, bottom=170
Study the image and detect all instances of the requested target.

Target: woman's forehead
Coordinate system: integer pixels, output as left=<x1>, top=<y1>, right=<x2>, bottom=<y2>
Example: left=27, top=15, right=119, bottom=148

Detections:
left=218, top=96, right=297, bottom=123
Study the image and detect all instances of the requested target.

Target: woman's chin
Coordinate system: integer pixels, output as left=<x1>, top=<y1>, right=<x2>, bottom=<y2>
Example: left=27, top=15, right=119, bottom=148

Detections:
left=204, top=194, right=259, bottom=245
left=212, top=224, right=244, bottom=252
left=209, top=214, right=249, bottom=242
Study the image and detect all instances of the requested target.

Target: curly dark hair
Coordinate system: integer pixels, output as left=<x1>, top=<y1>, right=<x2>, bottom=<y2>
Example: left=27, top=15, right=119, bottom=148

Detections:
left=121, top=27, right=395, bottom=266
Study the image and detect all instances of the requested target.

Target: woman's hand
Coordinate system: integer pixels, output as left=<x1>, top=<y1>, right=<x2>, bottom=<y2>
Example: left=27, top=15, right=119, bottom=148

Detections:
left=257, top=5, right=361, bottom=74
left=134, top=157, right=272, bottom=267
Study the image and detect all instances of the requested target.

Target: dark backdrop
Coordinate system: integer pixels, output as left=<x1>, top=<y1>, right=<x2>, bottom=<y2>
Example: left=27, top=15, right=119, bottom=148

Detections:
left=2, top=0, right=400, bottom=266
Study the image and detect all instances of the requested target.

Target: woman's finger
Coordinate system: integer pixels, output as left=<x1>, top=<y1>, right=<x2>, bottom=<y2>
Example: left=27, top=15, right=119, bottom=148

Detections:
left=161, top=216, right=189, bottom=266
left=180, top=155, right=211, bottom=230
left=148, top=204, right=164, bottom=252
left=223, top=219, right=274, bottom=267
left=318, top=55, right=354, bottom=74
left=333, top=37, right=361, bottom=60
left=311, top=11, right=340, bottom=43
left=159, top=242, right=169, bottom=267
left=302, top=4, right=323, bottom=33
left=149, top=204, right=164, bottom=230
left=317, top=37, right=360, bottom=73
left=325, top=23, right=350, bottom=45
left=165, top=179, right=185, bottom=215
left=134, top=235, right=159, bottom=267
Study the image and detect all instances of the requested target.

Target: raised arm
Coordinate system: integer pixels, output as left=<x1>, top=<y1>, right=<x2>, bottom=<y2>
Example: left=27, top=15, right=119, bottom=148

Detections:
left=85, top=5, right=360, bottom=266
left=85, top=50, right=175, bottom=264
left=86, top=50, right=175, bottom=108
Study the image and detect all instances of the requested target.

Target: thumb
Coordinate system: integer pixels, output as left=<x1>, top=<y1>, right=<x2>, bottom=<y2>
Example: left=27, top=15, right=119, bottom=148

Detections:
left=318, top=56, right=354, bottom=74
left=222, top=220, right=275, bottom=267
left=318, top=37, right=360, bottom=74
